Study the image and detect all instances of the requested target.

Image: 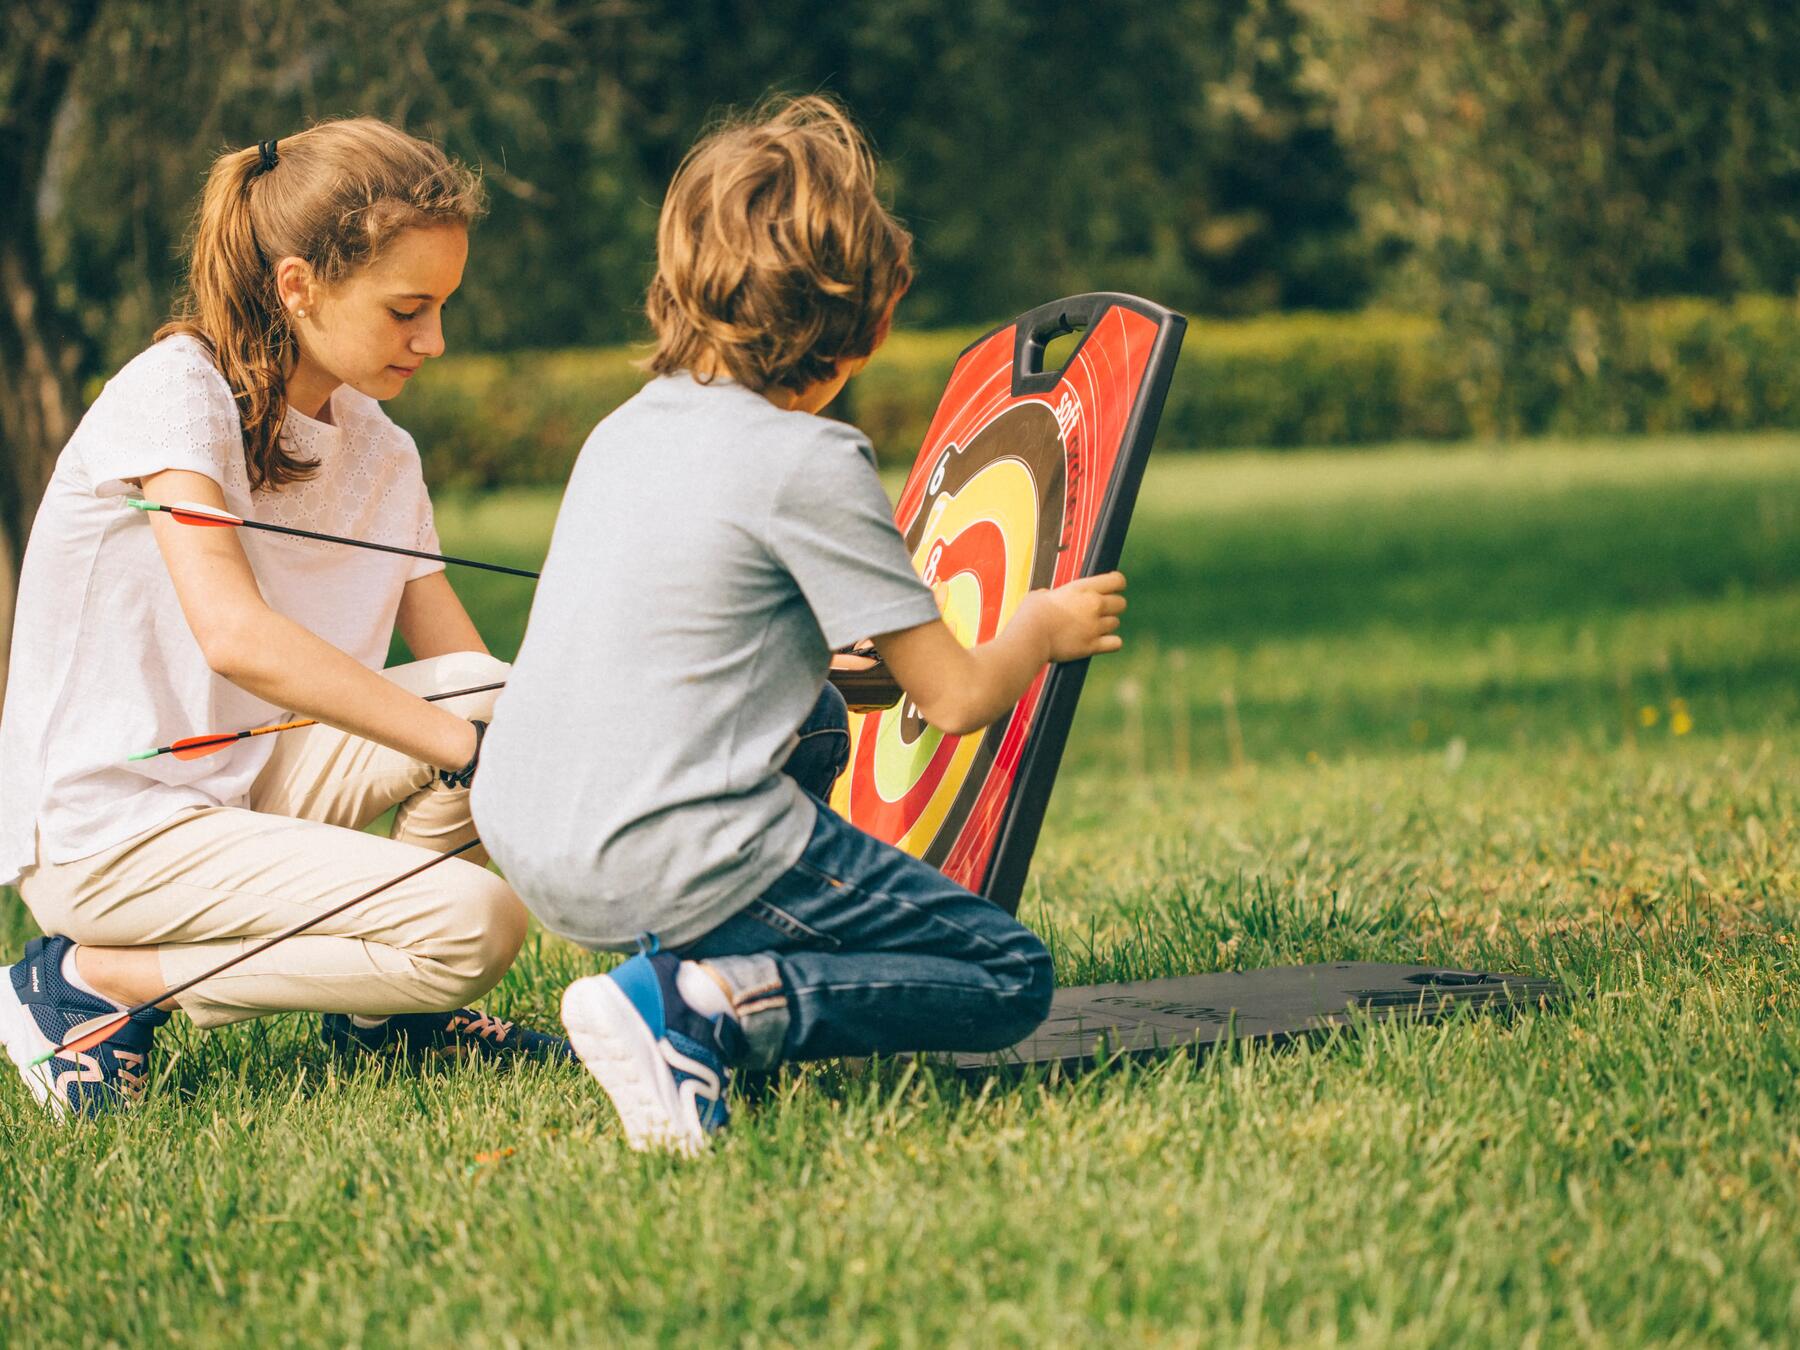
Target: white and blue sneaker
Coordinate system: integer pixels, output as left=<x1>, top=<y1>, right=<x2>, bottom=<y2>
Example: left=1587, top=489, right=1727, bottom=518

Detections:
left=560, top=951, right=734, bottom=1156
left=0, top=935, right=169, bottom=1120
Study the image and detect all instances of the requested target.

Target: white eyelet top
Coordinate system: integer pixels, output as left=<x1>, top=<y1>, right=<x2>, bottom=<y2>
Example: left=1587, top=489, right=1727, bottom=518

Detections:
left=0, top=336, right=442, bottom=884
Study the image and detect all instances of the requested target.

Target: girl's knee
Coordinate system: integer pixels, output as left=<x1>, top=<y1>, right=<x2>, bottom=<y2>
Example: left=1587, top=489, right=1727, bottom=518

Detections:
left=807, top=680, right=849, bottom=735
left=419, top=869, right=528, bottom=1004
left=464, top=875, right=529, bottom=980
left=427, top=650, right=510, bottom=687
left=398, top=651, right=511, bottom=719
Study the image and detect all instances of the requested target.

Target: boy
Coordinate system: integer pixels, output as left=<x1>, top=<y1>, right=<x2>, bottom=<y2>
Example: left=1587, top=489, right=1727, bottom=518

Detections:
left=472, top=96, right=1126, bottom=1154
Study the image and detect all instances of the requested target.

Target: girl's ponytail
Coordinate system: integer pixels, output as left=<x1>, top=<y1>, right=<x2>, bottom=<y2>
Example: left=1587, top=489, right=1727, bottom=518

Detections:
left=169, top=144, right=302, bottom=488
left=158, top=119, right=484, bottom=491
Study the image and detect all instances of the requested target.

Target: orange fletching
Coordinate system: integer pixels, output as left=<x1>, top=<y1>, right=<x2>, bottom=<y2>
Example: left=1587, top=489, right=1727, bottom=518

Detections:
left=45, top=1010, right=131, bottom=1062
left=170, top=717, right=316, bottom=760
left=168, top=503, right=243, bottom=528
left=170, top=733, right=241, bottom=760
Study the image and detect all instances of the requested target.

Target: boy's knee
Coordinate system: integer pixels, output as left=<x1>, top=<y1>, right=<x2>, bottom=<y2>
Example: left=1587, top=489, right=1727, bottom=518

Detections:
left=806, top=681, right=849, bottom=735
left=783, top=684, right=851, bottom=798
left=417, top=868, right=528, bottom=1005
left=972, top=926, right=1055, bottom=1050
left=1010, top=931, right=1056, bottom=1031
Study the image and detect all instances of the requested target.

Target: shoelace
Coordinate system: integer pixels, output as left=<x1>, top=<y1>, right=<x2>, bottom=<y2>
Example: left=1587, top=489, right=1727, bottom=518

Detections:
left=113, top=1048, right=149, bottom=1103
left=448, top=1011, right=516, bottom=1044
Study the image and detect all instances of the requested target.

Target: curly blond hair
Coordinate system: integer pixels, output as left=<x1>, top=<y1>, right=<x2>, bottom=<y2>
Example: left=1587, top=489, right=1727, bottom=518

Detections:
left=644, top=94, right=912, bottom=396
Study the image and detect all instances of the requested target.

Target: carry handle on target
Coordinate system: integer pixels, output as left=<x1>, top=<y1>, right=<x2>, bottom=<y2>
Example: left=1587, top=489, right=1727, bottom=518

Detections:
left=981, top=293, right=1189, bottom=911
left=1010, top=291, right=1160, bottom=396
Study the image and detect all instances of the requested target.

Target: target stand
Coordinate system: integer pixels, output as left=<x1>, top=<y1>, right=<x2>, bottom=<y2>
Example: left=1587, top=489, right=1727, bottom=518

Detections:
left=952, top=964, right=1563, bottom=1075
left=832, top=293, right=1561, bottom=1073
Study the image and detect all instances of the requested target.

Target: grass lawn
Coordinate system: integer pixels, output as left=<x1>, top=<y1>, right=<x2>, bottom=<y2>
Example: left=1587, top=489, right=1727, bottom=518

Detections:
left=4, top=431, right=1798, bottom=1346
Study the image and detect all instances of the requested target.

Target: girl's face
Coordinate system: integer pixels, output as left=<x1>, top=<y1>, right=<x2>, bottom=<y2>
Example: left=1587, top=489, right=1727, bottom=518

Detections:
left=279, top=225, right=468, bottom=406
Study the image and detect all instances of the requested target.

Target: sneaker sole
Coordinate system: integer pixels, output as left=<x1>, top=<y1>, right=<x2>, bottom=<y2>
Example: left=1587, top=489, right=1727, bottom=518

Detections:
left=561, top=975, right=708, bottom=1157
left=0, top=974, right=63, bottom=1118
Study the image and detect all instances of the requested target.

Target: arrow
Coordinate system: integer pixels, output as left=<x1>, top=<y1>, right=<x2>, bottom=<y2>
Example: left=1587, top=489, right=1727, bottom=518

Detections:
left=130, top=662, right=901, bottom=764
left=124, top=499, right=540, bottom=579
left=29, top=840, right=479, bottom=1067
left=126, top=680, right=507, bottom=763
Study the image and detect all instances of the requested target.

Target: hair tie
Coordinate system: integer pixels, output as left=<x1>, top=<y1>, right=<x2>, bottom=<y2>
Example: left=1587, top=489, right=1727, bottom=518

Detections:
left=254, top=139, right=280, bottom=175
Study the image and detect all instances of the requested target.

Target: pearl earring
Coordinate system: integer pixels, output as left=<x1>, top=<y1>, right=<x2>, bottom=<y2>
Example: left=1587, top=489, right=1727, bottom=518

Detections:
left=296, top=308, right=307, bottom=319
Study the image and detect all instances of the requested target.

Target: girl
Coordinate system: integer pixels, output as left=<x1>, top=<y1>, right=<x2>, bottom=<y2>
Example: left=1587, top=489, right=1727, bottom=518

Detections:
left=0, top=118, right=566, bottom=1121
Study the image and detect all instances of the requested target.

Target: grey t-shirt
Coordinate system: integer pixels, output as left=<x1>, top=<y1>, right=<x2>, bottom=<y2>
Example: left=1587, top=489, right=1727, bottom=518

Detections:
left=473, top=373, right=941, bottom=950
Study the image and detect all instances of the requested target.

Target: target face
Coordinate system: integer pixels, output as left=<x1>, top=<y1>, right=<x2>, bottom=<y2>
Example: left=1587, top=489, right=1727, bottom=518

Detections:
left=830, top=296, right=1184, bottom=905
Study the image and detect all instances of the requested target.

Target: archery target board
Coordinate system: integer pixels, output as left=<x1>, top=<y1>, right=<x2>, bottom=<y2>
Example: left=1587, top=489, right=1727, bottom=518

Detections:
left=829, top=293, right=1186, bottom=913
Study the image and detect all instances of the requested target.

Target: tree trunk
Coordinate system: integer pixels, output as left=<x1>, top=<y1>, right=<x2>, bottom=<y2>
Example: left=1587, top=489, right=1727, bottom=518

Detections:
left=0, top=0, right=101, bottom=703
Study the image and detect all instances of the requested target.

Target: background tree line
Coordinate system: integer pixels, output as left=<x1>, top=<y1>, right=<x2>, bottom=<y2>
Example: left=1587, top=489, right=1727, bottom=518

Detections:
left=3, top=0, right=1798, bottom=687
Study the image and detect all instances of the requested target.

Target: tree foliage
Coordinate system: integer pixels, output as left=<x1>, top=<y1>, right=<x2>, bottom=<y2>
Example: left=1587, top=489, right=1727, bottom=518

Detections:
left=1297, top=0, right=1800, bottom=434
left=2, top=0, right=1796, bottom=687
left=39, top=0, right=1371, bottom=368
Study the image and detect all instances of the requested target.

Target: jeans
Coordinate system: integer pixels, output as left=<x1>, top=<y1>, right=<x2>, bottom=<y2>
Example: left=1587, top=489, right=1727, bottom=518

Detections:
left=677, top=682, right=1056, bottom=1069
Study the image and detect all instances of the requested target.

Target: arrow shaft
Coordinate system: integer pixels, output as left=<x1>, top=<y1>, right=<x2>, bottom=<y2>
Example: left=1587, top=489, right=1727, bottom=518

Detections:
left=154, top=839, right=479, bottom=1007
left=232, top=517, right=539, bottom=578
left=128, top=499, right=538, bottom=578
left=33, top=840, right=479, bottom=1064
left=131, top=681, right=508, bottom=762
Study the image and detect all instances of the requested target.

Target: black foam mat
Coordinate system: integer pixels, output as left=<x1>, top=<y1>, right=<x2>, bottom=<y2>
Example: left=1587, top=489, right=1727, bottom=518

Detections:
left=954, top=963, right=1563, bottom=1074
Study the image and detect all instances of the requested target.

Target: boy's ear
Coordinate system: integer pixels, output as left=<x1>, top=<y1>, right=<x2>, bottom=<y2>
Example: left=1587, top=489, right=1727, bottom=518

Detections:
left=871, top=291, right=903, bottom=350
left=842, top=313, right=894, bottom=381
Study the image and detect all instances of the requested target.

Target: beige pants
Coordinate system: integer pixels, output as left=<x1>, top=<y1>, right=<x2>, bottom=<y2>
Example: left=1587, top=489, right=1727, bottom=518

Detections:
left=19, top=652, right=526, bottom=1029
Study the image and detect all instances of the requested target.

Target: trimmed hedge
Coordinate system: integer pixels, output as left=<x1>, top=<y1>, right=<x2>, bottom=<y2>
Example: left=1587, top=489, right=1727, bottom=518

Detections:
left=396, top=296, right=1800, bottom=489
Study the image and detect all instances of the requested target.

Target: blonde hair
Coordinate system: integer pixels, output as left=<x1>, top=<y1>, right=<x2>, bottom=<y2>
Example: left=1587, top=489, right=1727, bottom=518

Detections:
left=158, top=118, right=485, bottom=490
left=644, top=94, right=913, bottom=395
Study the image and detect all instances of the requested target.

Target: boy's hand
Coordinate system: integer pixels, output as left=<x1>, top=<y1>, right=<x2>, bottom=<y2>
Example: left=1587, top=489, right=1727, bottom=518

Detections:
left=877, top=570, right=1127, bottom=737
left=827, top=648, right=903, bottom=711
left=1020, top=571, right=1127, bottom=663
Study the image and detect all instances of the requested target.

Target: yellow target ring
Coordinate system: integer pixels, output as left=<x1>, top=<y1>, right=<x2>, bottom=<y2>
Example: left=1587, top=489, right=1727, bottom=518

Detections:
left=833, top=456, right=1041, bottom=856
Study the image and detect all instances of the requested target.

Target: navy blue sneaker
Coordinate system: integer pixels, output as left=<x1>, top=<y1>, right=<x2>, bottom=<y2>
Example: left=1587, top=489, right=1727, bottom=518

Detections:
left=0, top=936, right=168, bottom=1119
left=321, top=1007, right=574, bottom=1064
left=561, top=952, right=734, bottom=1155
